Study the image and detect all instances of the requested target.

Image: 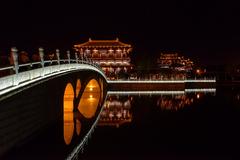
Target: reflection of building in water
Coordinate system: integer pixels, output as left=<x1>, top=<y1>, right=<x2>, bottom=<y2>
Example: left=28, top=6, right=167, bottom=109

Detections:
left=157, top=94, right=195, bottom=111
left=98, top=96, right=132, bottom=128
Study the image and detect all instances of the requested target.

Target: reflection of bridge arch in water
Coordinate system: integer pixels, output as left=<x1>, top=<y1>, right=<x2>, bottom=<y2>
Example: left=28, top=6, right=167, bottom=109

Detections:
left=63, top=83, right=75, bottom=145
left=64, top=78, right=106, bottom=160
left=63, top=78, right=104, bottom=153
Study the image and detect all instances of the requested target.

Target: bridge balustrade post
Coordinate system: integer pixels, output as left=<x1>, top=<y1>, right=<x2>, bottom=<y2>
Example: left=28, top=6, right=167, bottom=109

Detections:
left=39, top=48, right=44, bottom=68
left=39, top=48, right=45, bottom=76
left=11, top=47, right=19, bottom=74
left=11, top=47, right=19, bottom=85
left=67, top=50, right=71, bottom=64
left=56, top=49, right=60, bottom=65
left=75, top=52, right=78, bottom=63
left=81, top=55, right=83, bottom=64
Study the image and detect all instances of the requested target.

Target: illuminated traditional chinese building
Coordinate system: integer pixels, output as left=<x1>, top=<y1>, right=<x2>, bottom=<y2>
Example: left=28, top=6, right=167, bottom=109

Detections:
left=74, top=38, right=133, bottom=78
left=98, top=96, right=132, bottom=128
left=157, top=52, right=193, bottom=72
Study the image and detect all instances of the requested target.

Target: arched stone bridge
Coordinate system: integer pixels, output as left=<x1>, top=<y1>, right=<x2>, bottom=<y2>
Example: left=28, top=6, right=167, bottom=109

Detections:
left=0, top=48, right=108, bottom=158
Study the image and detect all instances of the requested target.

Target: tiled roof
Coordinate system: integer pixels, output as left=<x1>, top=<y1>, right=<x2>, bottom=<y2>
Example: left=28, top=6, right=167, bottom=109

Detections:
left=74, top=38, right=131, bottom=48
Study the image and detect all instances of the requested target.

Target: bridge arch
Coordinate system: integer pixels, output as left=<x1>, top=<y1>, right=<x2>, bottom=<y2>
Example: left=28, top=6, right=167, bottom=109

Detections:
left=77, top=79, right=101, bottom=119
left=0, top=51, right=108, bottom=157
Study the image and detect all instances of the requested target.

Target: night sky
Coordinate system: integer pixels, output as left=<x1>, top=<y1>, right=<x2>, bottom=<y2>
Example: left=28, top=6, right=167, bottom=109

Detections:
left=0, top=0, right=240, bottom=65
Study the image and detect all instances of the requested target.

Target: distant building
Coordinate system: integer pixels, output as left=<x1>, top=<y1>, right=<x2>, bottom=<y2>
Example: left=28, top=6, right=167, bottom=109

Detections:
left=157, top=52, right=193, bottom=72
left=74, top=38, right=133, bottom=78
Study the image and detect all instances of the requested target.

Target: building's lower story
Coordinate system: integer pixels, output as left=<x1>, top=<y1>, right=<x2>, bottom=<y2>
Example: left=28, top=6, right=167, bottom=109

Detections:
left=99, top=65, right=134, bottom=80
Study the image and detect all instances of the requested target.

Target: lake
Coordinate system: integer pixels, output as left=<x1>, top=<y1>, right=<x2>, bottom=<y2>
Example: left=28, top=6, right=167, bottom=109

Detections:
left=81, top=87, right=240, bottom=160
left=3, top=87, right=240, bottom=160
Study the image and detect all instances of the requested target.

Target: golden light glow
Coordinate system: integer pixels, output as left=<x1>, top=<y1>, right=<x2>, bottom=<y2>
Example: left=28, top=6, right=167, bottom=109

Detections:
left=76, top=79, right=81, bottom=98
left=78, top=79, right=101, bottom=119
left=63, top=83, right=74, bottom=145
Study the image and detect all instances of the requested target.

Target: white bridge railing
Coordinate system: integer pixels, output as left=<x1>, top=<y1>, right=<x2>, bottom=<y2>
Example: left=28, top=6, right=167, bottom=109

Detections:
left=0, top=47, right=107, bottom=96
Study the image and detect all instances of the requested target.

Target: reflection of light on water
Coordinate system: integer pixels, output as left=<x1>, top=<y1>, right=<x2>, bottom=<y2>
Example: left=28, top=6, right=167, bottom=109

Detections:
left=64, top=112, right=74, bottom=145
left=156, top=92, right=214, bottom=111
left=63, top=83, right=74, bottom=145
left=98, top=95, right=132, bottom=128
left=63, top=79, right=103, bottom=148
left=78, top=79, right=101, bottom=119
left=130, top=96, right=133, bottom=101
left=157, top=94, right=194, bottom=111
left=237, top=94, right=240, bottom=101
left=197, top=94, right=200, bottom=99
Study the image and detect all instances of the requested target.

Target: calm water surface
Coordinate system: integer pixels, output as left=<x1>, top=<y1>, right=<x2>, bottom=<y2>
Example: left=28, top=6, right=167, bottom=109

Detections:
left=3, top=88, right=240, bottom=160
left=82, top=88, right=240, bottom=160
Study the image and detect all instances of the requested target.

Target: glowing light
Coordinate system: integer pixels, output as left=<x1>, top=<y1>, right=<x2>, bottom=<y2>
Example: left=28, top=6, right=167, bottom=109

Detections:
left=63, top=83, right=74, bottom=145
left=185, top=88, right=216, bottom=92
left=78, top=79, right=101, bottom=118
left=90, top=87, right=93, bottom=91
left=197, top=94, right=200, bottom=99
left=196, top=69, right=201, bottom=74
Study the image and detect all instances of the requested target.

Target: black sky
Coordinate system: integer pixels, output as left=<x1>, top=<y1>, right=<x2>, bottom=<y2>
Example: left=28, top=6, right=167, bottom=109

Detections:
left=0, top=0, right=240, bottom=65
